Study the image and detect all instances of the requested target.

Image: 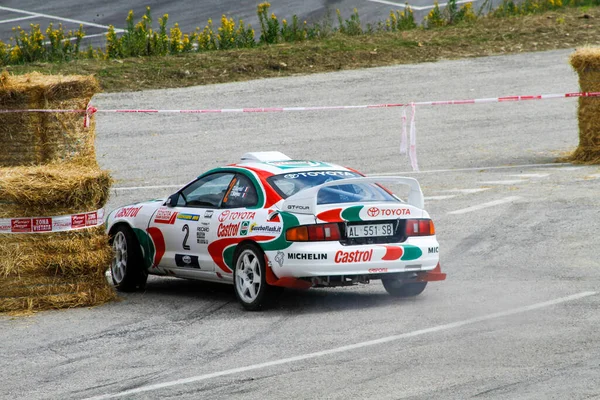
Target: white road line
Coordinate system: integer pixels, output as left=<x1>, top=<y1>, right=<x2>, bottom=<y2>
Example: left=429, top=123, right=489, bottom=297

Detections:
left=440, top=188, right=489, bottom=194
left=367, top=0, right=474, bottom=10
left=509, top=173, right=550, bottom=178
left=425, top=195, right=457, bottom=201
left=0, top=15, right=37, bottom=24
left=84, top=291, right=597, bottom=400
left=371, top=162, right=572, bottom=176
left=556, top=166, right=584, bottom=171
left=113, top=184, right=183, bottom=192
left=0, top=6, right=124, bottom=32
left=481, top=180, right=528, bottom=185
left=448, top=196, right=522, bottom=215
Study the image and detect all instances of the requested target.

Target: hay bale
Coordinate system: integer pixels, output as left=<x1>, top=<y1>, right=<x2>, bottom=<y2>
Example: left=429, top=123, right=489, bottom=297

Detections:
left=0, top=161, right=112, bottom=218
left=569, top=48, right=600, bottom=164
left=0, top=72, right=100, bottom=167
left=0, top=226, right=112, bottom=278
left=0, top=226, right=116, bottom=313
left=0, top=282, right=117, bottom=313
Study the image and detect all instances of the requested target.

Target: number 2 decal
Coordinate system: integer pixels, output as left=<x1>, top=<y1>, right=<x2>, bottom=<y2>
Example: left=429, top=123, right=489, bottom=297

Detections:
left=182, top=224, right=190, bottom=250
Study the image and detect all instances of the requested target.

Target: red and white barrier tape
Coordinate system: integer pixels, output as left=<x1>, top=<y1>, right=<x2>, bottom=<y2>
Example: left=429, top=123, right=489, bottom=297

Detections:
left=1, top=91, right=599, bottom=171
left=84, top=91, right=600, bottom=114
left=0, top=208, right=105, bottom=234
left=1, top=91, right=598, bottom=117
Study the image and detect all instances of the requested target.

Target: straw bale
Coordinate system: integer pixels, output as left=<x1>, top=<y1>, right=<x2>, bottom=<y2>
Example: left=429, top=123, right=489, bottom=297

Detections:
left=0, top=72, right=100, bottom=167
left=0, top=274, right=109, bottom=297
left=569, top=48, right=600, bottom=164
left=0, top=161, right=112, bottom=218
left=0, top=226, right=116, bottom=313
left=0, top=282, right=116, bottom=313
left=0, top=226, right=112, bottom=278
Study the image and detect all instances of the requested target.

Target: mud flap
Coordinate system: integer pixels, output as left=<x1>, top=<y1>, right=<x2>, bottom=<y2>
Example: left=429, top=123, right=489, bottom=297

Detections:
left=264, top=255, right=312, bottom=289
left=417, top=263, right=446, bottom=282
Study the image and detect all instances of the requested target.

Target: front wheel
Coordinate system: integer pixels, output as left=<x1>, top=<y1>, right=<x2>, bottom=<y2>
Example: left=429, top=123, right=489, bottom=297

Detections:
left=233, top=244, right=277, bottom=311
left=382, top=280, right=427, bottom=297
left=110, top=225, right=148, bottom=292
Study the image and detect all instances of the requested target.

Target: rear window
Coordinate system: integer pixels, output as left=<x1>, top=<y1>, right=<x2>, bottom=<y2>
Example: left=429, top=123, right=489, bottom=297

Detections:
left=266, top=170, right=399, bottom=205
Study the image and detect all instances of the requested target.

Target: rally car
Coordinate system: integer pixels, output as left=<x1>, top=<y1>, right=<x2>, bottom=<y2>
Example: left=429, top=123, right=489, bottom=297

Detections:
left=106, top=152, right=445, bottom=310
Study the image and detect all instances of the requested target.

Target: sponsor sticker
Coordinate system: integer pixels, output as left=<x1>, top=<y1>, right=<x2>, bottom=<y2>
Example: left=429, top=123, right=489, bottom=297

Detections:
left=334, top=249, right=373, bottom=263
left=366, top=207, right=411, bottom=217
left=154, top=208, right=178, bottom=224
left=175, top=254, right=201, bottom=269
left=368, top=268, right=388, bottom=273
left=115, top=206, right=143, bottom=218
left=218, top=210, right=256, bottom=223
left=11, top=219, right=32, bottom=233
left=274, top=251, right=285, bottom=267
left=217, top=222, right=240, bottom=238
left=177, top=213, right=200, bottom=221
left=240, top=221, right=250, bottom=236
left=85, top=212, right=98, bottom=226
left=196, top=225, right=209, bottom=244
left=287, top=253, right=327, bottom=260
left=204, top=210, right=214, bottom=219
left=71, top=214, right=86, bottom=229
left=249, top=223, right=282, bottom=234
left=32, top=218, right=52, bottom=232
left=284, top=171, right=356, bottom=179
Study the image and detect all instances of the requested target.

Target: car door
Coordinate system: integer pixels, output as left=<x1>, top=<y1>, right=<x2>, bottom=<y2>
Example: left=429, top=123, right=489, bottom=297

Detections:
left=209, top=173, right=261, bottom=278
left=148, top=172, right=236, bottom=279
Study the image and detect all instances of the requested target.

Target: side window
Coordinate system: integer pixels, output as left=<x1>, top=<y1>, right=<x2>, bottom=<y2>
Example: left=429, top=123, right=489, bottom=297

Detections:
left=180, top=173, right=235, bottom=208
left=221, top=174, right=259, bottom=209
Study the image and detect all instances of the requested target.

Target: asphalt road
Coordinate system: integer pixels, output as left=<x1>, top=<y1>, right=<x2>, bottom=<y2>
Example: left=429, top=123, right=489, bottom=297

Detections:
left=0, top=0, right=490, bottom=47
left=1, top=48, right=600, bottom=399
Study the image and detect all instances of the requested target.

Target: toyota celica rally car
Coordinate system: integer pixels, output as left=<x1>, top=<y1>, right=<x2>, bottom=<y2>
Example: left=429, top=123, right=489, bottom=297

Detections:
left=106, top=152, right=445, bottom=310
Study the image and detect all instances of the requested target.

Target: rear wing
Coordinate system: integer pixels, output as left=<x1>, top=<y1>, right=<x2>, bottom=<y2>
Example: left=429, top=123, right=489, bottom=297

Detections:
left=280, top=176, right=424, bottom=215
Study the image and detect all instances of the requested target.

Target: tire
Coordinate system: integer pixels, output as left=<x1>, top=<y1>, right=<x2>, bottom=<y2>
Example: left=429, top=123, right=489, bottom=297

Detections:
left=382, top=279, right=427, bottom=297
left=233, top=243, right=277, bottom=311
left=110, top=225, right=148, bottom=292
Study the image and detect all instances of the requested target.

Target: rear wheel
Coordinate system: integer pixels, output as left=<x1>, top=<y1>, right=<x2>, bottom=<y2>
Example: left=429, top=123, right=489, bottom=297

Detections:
left=110, top=225, right=148, bottom=292
left=382, top=279, right=427, bottom=297
left=233, top=244, right=278, bottom=311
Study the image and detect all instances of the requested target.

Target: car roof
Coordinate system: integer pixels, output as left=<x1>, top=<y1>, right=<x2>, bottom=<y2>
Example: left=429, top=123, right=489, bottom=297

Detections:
left=231, top=160, right=353, bottom=175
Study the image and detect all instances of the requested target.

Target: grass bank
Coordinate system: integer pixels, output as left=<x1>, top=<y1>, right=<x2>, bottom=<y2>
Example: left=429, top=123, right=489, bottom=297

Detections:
left=3, top=7, right=599, bottom=93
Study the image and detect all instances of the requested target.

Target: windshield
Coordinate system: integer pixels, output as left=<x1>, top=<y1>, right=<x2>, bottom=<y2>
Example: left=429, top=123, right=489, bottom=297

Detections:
left=266, top=170, right=400, bottom=205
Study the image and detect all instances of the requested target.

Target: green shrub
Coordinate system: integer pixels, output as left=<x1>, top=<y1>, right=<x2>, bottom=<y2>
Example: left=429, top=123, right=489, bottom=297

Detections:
left=426, top=2, right=446, bottom=27
left=337, top=8, right=363, bottom=35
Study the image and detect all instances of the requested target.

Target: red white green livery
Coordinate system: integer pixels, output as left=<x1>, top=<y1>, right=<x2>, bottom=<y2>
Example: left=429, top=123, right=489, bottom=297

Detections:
left=106, top=152, right=445, bottom=310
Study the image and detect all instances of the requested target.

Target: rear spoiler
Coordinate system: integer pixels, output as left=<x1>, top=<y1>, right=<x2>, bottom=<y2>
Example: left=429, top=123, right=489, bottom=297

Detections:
left=280, top=176, right=424, bottom=215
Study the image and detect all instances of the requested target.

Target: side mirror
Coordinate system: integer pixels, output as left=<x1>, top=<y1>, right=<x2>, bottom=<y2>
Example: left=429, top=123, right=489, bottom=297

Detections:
left=166, top=193, right=179, bottom=207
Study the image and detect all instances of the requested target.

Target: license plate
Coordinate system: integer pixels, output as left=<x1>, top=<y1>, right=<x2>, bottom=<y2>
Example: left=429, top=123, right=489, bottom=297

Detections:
left=347, top=223, right=394, bottom=238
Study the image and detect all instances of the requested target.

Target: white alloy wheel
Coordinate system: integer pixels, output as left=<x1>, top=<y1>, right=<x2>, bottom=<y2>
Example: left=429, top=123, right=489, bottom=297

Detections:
left=111, top=230, right=128, bottom=284
left=235, top=249, right=262, bottom=304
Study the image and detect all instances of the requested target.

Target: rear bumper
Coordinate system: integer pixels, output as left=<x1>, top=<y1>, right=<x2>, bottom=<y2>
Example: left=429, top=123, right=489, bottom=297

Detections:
left=264, top=236, right=440, bottom=279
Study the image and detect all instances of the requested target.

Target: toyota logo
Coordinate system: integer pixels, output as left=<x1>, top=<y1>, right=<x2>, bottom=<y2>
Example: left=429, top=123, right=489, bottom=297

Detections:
left=218, top=210, right=230, bottom=222
left=284, top=173, right=299, bottom=179
left=367, top=207, right=380, bottom=217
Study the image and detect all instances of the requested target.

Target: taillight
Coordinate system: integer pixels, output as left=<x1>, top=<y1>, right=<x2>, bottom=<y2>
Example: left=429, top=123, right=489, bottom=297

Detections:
left=406, top=219, right=435, bottom=236
left=286, top=223, right=341, bottom=242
